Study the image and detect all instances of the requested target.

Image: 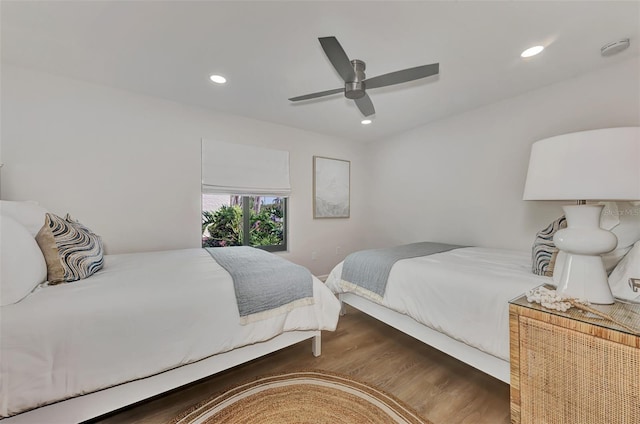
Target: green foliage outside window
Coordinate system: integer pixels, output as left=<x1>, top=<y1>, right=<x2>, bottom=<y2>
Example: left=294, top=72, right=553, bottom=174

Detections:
left=249, top=203, right=284, bottom=246
left=202, top=197, right=285, bottom=249
left=202, top=205, right=243, bottom=247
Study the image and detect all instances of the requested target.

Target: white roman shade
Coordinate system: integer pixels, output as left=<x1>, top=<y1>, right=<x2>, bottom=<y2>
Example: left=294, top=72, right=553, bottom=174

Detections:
left=201, top=139, right=291, bottom=196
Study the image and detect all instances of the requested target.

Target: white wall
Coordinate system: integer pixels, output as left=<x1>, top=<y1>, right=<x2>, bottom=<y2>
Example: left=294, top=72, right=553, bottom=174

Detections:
left=364, top=57, right=640, bottom=251
left=3, top=57, right=638, bottom=275
left=0, top=65, right=367, bottom=276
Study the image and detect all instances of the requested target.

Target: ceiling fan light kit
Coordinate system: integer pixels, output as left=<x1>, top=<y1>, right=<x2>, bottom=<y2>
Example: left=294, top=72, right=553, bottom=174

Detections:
left=289, top=36, right=439, bottom=118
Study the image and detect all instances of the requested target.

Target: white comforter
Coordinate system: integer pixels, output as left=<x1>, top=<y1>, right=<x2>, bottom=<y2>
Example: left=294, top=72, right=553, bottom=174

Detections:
left=326, top=247, right=549, bottom=361
left=1, top=248, right=340, bottom=417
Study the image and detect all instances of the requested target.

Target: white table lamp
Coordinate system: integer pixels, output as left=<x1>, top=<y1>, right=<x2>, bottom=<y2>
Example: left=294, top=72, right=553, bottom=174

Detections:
left=523, top=127, right=640, bottom=304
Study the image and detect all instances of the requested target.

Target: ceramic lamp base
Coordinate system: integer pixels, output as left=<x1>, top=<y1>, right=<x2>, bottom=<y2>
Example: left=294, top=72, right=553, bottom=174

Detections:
left=553, top=204, right=617, bottom=304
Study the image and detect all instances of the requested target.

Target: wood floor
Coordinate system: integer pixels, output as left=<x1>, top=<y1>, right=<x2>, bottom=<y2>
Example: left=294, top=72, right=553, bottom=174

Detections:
left=91, top=306, right=511, bottom=424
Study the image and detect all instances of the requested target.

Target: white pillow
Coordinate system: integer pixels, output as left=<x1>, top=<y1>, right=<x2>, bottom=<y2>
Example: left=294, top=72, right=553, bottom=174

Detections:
left=601, top=202, right=640, bottom=272
left=0, top=200, right=48, bottom=236
left=1, top=216, right=48, bottom=306
left=608, top=241, right=640, bottom=302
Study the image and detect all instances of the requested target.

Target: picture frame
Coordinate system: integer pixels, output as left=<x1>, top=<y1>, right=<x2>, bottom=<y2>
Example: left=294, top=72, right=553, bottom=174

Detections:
left=313, top=156, right=350, bottom=219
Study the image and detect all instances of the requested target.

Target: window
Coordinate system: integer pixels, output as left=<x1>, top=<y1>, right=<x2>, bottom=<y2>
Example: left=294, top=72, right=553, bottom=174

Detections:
left=202, top=194, right=287, bottom=252
left=200, top=139, right=291, bottom=252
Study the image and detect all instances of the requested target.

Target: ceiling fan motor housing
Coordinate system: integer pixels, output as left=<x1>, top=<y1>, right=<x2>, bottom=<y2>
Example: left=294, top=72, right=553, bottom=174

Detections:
left=345, top=59, right=366, bottom=99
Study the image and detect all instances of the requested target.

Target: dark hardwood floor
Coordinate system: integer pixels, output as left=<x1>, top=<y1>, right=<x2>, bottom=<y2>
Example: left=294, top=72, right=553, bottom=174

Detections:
left=92, top=306, right=511, bottom=424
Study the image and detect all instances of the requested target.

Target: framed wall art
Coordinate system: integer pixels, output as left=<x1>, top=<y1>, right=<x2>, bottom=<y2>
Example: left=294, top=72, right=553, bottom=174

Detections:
left=313, top=156, right=350, bottom=219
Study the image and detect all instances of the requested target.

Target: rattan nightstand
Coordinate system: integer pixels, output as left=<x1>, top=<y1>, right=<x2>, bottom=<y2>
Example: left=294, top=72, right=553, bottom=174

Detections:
left=509, top=288, right=640, bottom=424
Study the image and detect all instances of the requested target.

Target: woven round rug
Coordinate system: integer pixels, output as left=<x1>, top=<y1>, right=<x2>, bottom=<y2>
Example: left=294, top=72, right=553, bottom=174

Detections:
left=171, top=370, right=431, bottom=424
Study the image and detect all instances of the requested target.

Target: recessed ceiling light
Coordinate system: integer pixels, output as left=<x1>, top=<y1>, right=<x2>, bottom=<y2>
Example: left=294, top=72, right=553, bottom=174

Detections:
left=521, top=45, right=544, bottom=58
left=209, top=74, right=227, bottom=84
left=361, top=119, right=372, bottom=125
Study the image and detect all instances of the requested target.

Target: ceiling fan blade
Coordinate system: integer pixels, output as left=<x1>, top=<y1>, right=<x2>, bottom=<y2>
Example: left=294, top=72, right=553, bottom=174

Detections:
left=365, top=63, right=439, bottom=89
left=354, top=93, right=375, bottom=117
left=319, top=36, right=356, bottom=82
left=289, top=88, right=344, bottom=102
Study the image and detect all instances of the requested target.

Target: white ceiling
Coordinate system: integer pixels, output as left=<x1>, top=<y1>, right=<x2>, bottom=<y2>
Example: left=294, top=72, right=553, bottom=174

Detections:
left=2, top=1, right=639, bottom=143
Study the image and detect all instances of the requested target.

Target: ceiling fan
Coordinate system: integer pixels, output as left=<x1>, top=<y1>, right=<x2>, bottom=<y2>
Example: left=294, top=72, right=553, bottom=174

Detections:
left=289, top=36, right=440, bottom=117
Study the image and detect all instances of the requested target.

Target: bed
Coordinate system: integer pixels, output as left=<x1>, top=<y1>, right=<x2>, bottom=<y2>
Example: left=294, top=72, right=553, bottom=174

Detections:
left=325, top=245, right=552, bottom=383
left=325, top=216, right=639, bottom=385
left=0, top=202, right=341, bottom=423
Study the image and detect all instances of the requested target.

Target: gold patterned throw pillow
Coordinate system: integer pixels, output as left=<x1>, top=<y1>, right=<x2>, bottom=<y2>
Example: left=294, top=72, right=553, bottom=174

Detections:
left=35, top=213, right=104, bottom=284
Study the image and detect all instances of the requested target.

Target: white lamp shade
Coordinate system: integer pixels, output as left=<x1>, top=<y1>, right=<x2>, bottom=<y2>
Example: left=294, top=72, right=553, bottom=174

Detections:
left=523, top=127, right=640, bottom=201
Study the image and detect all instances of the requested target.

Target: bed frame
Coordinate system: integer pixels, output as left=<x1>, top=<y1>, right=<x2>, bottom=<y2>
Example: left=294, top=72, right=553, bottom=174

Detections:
left=339, top=292, right=510, bottom=384
left=2, top=331, right=321, bottom=423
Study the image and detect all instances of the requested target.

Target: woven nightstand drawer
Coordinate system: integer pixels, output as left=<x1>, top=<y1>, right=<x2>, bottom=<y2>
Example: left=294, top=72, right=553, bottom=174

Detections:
left=509, top=295, right=640, bottom=424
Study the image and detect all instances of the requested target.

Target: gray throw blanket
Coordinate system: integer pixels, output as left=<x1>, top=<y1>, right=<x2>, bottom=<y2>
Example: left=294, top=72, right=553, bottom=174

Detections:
left=340, top=242, right=464, bottom=300
left=205, top=247, right=314, bottom=324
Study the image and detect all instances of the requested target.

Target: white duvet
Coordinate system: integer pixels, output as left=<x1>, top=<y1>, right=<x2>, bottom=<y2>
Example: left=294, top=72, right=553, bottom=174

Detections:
left=0, top=248, right=340, bottom=417
left=326, top=247, right=549, bottom=361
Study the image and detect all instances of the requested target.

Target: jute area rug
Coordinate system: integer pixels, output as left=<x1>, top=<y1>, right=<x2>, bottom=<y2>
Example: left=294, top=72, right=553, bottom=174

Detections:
left=171, top=370, right=432, bottom=424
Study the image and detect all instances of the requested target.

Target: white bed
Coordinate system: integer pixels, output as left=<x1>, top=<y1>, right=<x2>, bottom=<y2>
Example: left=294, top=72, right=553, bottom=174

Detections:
left=0, top=248, right=340, bottom=422
left=325, top=246, right=549, bottom=383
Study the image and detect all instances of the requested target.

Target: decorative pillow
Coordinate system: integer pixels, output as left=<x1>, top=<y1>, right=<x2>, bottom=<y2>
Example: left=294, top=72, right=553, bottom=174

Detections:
left=0, top=200, right=48, bottom=236
left=601, top=202, right=640, bottom=273
left=607, top=241, right=640, bottom=301
left=35, top=213, right=104, bottom=284
left=531, top=216, right=567, bottom=276
left=1, top=216, right=47, bottom=306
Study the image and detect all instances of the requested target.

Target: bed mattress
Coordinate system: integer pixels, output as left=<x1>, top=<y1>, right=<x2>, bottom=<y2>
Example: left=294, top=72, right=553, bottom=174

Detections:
left=326, top=247, right=548, bottom=361
left=0, top=248, right=340, bottom=417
